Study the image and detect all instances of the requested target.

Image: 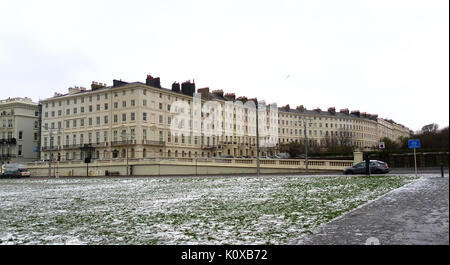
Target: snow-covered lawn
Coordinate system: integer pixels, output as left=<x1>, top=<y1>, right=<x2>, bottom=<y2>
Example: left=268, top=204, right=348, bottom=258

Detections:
left=0, top=174, right=418, bottom=245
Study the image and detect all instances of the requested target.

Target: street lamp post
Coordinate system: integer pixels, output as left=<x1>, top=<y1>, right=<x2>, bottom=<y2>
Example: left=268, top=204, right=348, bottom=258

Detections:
left=48, top=128, right=62, bottom=178
left=256, top=101, right=260, bottom=179
left=121, top=129, right=135, bottom=176
left=48, top=153, right=52, bottom=178
left=195, top=154, right=198, bottom=177
left=126, top=140, right=129, bottom=176
left=302, top=117, right=312, bottom=171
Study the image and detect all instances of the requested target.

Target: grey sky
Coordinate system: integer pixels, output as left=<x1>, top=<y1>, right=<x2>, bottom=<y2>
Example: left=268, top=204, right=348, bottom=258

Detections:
left=0, top=0, right=448, bottom=132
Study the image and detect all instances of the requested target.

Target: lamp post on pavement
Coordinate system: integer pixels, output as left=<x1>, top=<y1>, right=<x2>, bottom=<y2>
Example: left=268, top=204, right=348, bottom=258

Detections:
left=256, top=100, right=260, bottom=179
left=301, top=116, right=313, bottom=171
left=47, top=128, right=62, bottom=178
left=120, top=129, right=135, bottom=176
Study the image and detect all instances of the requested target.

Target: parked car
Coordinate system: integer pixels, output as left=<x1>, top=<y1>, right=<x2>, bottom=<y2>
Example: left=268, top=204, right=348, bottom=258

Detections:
left=1, top=164, right=31, bottom=178
left=371, top=160, right=389, bottom=168
left=343, top=160, right=389, bottom=175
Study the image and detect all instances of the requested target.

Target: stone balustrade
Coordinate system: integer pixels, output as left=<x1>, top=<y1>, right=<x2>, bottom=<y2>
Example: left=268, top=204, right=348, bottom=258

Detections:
left=25, top=156, right=355, bottom=177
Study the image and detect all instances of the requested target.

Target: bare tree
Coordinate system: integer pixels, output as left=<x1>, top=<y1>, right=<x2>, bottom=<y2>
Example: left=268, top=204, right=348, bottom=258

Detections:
left=321, top=128, right=355, bottom=153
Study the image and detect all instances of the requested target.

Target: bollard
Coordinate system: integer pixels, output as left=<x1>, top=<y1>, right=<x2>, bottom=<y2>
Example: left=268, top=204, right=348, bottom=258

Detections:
left=441, top=163, right=444, bottom=178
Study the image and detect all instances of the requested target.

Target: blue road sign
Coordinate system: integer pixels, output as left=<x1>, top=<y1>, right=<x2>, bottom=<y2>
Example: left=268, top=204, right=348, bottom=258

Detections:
left=408, top=139, right=421, bottom=149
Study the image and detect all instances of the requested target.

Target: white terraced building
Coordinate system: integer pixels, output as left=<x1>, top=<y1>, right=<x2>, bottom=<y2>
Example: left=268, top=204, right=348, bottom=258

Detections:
left=39, top=75, right=411, bottom=161
left=0, top=97, right=40, bottom=166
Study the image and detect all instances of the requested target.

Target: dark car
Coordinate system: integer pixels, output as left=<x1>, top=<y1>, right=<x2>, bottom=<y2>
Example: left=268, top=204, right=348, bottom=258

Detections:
left=1, top=164, right=31, bottom=178
left=343, top=160, right=389, bottom=175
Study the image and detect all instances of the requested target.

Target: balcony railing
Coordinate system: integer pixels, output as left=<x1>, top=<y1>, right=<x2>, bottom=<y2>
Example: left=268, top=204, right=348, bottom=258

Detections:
left=0, top=154, right=17, bottom=159
left=42, top=146, right=61, bottom=151
left=90, top=142, right=109, bottom=147
left=111, top=140, right=137, bottom=146
left=142, top=140, right=166, bottom=146
left=62, top=144, right=84, bottom=149
left=201, top=144, right=219, bottom=149
left=222, top=141, right=237, bottom=145
left=0, top=138, right=17, bottom=145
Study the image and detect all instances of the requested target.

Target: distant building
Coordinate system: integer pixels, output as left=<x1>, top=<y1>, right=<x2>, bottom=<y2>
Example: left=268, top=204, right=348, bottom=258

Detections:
left=0, top=97, right=40, bottom=165
left=277, top=107, right=410, bottom=150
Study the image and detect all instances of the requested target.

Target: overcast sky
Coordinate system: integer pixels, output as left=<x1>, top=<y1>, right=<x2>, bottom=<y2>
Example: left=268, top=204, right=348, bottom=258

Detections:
left=0, top=0, right=448, bottom=132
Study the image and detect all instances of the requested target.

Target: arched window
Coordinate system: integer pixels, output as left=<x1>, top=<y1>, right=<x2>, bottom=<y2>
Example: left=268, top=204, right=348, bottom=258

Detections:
left=143, top=148, right=147, bottom=158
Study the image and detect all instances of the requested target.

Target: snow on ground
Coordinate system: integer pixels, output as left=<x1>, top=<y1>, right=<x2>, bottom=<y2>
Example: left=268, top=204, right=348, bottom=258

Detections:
left=0, top=174, right=419, bottom=245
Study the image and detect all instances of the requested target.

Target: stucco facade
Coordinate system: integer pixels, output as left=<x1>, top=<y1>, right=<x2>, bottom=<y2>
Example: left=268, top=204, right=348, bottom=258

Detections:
left=0, top=97, right=40, bottom=165
left=39, top=76, right=411, bottom=161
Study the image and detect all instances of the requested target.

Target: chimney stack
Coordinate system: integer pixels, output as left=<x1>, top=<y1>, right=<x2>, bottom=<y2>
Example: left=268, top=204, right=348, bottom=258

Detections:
left=212, top=89, right=224, bottom=97
left=224, top=93, right=236, bottom=101
left=181, top=81, right=195, bottom=96
left=340, top=108, right=349, bottom=115
left=91, top=81, right=106, bottom=90
left=171, top=82, right=181, bottom=93
left=296, top=105, right=306, bottom=111
left=113, top=79, right=128, bottom=87
left=282, top=104, right=291, bottom=110
left=197, top=87, right=210, bottom=99
left=328, top=107, right=336, bottom=114
left=146, top=74, right=161, bottom=88
left=351, top=110, right=361, bottom=117
left=236, top=96, right=248, bottom=103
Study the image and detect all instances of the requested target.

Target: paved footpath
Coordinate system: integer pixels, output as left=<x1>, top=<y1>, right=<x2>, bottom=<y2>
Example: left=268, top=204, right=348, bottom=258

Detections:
left=293, top=174, right=449, bottom=245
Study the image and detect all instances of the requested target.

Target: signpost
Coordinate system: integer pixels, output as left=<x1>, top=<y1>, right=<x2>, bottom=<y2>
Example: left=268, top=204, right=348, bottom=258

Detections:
left=408, top=139, right=421, bottom=176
